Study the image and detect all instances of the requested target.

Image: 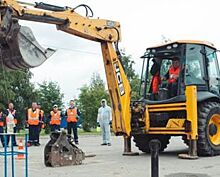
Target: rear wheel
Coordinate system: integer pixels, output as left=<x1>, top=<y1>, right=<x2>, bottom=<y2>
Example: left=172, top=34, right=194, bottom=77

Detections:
left=133, top=134, right=171, bottom=153
left=198, top=102, right=220, bottom=156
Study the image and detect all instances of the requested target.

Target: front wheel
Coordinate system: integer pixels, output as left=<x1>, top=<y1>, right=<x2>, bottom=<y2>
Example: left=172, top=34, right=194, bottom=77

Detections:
left=198, top=102, right=220, bottom=156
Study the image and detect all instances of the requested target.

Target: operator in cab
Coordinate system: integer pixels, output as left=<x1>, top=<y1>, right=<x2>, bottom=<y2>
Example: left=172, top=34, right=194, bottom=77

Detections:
left=162, top=57, right=180, bottom=98
left=149, top=57, right=161, bottom=100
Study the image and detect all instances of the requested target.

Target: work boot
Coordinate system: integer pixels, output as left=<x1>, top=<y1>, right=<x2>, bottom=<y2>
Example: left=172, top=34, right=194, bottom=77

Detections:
left=75, top=140, right=79, bottom=145
left=34, top=142, right=40, bottom=146
left=101, top=143, right=107, bottom=146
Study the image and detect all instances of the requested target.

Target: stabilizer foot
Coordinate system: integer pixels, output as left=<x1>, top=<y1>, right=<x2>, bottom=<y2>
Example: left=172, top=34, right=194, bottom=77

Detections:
left=123, top=152, right=139, bottom=156
left=178, top=139, right=198, bottom=160
left=178, top=153, right=198, bottom=160
left=123, top=136, right=139, bottom=156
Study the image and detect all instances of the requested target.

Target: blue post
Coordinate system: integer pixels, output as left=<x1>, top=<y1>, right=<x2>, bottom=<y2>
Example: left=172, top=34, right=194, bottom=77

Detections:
left=11, top=134, right=15, bottom=177
left=25, top=133, right=28, bottom=177
left=4, top=134, right=7, bottom=177
left=0, top=133, right=28, bottom=177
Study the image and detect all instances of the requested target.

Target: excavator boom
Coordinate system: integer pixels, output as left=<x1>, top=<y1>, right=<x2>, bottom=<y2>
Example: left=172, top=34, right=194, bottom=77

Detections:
left=0, top=0, right=131, bottom=136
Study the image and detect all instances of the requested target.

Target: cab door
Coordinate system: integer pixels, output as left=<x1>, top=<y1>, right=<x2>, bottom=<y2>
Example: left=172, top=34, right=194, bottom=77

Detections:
left=205, top=46, right=220, bottom=95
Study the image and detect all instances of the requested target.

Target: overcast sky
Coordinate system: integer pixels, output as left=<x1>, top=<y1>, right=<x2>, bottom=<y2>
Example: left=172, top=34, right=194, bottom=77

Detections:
left=19, top=0, right=220, bottom=103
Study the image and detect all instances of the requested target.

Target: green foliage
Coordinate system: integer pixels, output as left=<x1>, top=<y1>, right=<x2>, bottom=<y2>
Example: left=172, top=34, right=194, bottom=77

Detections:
left=120, top=54, right=141, bottom=100
left=78, top=73, right=109, bottom=132
left=37, top=81, right=64, bottom=134
left=130, top=74, right=141, bottom=100
left=0, top=68, right=39, bottom=129
left=0, top=66, right=64, bottom=133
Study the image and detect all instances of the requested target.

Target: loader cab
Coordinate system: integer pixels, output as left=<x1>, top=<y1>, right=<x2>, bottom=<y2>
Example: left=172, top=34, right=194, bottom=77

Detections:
left=140, top=41, right=220, bottom=101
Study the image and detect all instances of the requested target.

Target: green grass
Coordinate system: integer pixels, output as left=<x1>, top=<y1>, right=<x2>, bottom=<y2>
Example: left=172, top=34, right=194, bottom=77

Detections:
left=78, top=129, right=101, bottom=135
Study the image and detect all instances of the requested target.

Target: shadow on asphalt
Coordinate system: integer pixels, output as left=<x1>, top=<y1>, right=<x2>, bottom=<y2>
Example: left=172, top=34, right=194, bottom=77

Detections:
left=137, top=148, right=188, bottom=157
left=164, top=173, right=211, bottom=177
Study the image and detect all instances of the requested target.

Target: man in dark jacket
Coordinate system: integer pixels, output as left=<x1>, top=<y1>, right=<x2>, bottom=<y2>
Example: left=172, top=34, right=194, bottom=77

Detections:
left=149, top=57, right=161, bottom=100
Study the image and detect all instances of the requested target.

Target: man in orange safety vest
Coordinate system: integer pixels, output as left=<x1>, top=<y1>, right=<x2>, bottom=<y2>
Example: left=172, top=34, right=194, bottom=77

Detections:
left=49, top=104, right=63, bottom=132
left=162, top=57, right=180, bottom=98
left=65, top=100, right=80, bottom=145
left=26, top=102, right=41, bottom=146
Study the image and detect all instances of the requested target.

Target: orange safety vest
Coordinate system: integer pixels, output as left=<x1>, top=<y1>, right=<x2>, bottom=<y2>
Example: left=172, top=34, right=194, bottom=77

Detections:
left=0, top=112, right=3, bottom=127
left=152, top=71, right=160, bottom=94
left=50, top=111, right=61, bottom=125
left=28, top=108, right=40, bottom=125
left=168, top=66, right=180, bottom=84
left=6, top=109, right=17, bottom=125
left=67, top=108, right=78, bottom=123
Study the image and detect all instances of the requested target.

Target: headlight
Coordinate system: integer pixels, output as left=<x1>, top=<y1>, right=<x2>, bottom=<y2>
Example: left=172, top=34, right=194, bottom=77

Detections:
left=167, top=45, right=172, bottom=49
left=173, top=43, right=178, bottom=48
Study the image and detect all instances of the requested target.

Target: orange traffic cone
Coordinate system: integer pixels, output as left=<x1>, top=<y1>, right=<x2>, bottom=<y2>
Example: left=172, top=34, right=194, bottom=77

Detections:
left=16, top=138, right=25, bottom=160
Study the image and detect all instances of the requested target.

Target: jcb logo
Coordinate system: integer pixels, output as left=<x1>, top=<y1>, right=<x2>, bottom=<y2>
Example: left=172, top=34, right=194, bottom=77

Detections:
left=114, top=62, right=125, bottom=96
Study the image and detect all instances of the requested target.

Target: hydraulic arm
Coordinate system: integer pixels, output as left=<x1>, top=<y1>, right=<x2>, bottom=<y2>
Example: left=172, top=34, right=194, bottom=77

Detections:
left=0, top=0, right=131, bottom=136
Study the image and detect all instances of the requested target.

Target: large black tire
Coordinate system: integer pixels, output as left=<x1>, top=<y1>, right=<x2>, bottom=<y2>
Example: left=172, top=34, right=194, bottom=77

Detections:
left=198, top=102, right=220, bottom=156
left=133, top=134, right=171, bottom=153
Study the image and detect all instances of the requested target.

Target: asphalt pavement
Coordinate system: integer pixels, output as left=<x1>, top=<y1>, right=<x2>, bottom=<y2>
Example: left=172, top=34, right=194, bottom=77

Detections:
left=0, top=135, right=219, bottom=177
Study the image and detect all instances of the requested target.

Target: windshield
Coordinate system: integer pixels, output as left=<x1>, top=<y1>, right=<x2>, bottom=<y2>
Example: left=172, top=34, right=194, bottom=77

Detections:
left=140, top=43, right=183, bottom=99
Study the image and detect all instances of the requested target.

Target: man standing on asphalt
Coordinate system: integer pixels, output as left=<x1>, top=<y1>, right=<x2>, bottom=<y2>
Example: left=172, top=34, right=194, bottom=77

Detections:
left=5, top=102, right=18, bottom=146
left=97, top=99, right=112, bottom=146
left=49, top=104, right=63, bottom=132
left=26, top=102, right=41, bottom=146
left=65, top=100, right=80, bottom=145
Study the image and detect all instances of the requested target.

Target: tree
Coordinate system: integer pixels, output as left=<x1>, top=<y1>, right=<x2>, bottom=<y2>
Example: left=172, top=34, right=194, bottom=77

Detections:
left=120, top=54, right=141, bottom=100
left=9, top=70, right=39, bottom=129
left=37, top=81, right=64, bottom=133
left=78, top=73, right=109, bottom=131
left=0, top=67, right=39, bottom=129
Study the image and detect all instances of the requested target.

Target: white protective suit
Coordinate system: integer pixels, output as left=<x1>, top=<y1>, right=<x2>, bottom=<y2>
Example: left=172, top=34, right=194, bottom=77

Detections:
left=97, top=99, right=112, bottom=144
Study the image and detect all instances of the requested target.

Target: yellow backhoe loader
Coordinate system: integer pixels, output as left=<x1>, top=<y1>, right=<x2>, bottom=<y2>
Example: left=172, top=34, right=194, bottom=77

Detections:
left=0, top=0, right=219, bottom=161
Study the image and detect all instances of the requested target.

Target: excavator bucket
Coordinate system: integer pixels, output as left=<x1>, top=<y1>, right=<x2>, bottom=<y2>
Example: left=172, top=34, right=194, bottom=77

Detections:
left=44, top=131, right=85, bottom=167
left=0, top=8, right=55, bottom=70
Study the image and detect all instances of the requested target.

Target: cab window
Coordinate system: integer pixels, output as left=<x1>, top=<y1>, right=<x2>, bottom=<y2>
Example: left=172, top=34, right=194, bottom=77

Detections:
left=160, top=59, right=172, bottom=77
left=205, top=47, right=220, bottom=94
left=185, top=44, right=206, bottom=85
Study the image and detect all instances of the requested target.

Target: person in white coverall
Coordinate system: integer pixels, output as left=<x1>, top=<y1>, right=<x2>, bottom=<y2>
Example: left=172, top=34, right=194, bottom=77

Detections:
left=97, top=99, right=112, bottom=146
